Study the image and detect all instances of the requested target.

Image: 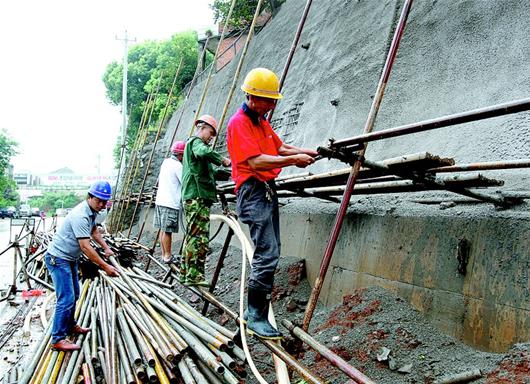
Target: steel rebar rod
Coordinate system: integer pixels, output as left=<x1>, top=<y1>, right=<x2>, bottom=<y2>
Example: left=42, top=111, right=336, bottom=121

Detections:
left=212, top=0, right=266, bottom=148
left=191, top=0, right=237, bottom=129
left=111, top=88, right=155, bottom=231
left=202, top=228, right=234, bottom=315
left=267, top=0, right=314, bottom=122
left=114, top=74, right=163, bottom=232
left=261, top=339, right=326, bottom=384
left=283, top=319, right=374, bottom=383
left=127, top=59, right=184, bottom=238
left=331, top=97, right=530, bottom=148
left=302, top=0, right=414, bottom=332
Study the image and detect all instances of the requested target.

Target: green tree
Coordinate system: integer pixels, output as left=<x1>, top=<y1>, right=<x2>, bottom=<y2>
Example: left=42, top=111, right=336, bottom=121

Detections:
left=0, top=130, right=19, bottom=207
left=28, top=191, right=83, bottom=215
left=102, top=31, right=204, bottom=168
left=210, top=0, right=284, bottom=29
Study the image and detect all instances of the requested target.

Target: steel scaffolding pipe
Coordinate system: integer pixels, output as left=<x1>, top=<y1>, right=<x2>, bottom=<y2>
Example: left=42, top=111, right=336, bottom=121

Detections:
left=283, top=319, right=375, bottom=383
left=331, top=97, right=530, bottom=148
left=302, top=0, right=414, bottom=332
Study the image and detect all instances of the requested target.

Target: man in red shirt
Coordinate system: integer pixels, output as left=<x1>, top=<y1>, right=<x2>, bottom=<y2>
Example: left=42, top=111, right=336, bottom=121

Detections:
left=227, top=67, right=317, bottom=339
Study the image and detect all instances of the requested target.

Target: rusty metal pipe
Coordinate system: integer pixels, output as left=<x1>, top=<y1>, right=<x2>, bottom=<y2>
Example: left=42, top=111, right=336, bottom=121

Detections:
left=202, top=228, right=234, bottom=315
left=177, top=358, right=195, bottom=384
left=139, top=290, right=230, bottom=350
left=82, top=343, right=96, bottom=384
left=90, top=308, right=98, bottom=363
left=124, top=303, right=177, bottom=362
left=302, top=0, right=414, bottom=332
left=120, top=309, right=156, bottom=367
left=208, top=343, right=237, bottom=369
left=434, top=369, right=482, bottom=384
left=195, top=359, right=224, bottom=384
left=147, top=281, right=237, bottom=340
left=184, top=355, right=209, bottom=384
left=124, top=282, right=187, bottom=352
left=283, top=319, right=375, bottom=383
left=213, top=0, right=266, bottom=148
left=116, top=331, right=137, bottom=384
left=170, top=320, right=225, bottom=375
left=131, top=266, right=174, bottom=288
left=116, top=309, right=143, bottom=366
left=261, top=339, right=326, bottom=384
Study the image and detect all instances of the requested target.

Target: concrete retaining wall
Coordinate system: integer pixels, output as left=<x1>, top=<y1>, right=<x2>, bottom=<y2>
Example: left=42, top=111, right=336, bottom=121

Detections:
left=134, top=0, right=530, bottom=353
left=278, top=200, right=529, bottom=352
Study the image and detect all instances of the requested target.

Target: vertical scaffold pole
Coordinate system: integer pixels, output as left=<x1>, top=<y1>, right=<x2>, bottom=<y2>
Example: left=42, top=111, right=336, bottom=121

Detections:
left=302, top=0, right=415, bottom=332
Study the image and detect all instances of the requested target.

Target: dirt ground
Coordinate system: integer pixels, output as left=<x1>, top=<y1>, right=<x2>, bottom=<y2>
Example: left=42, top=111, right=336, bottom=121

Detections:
left=0, top=239, right=528, bottom=383
left=144, top=240, right=529, bottom=384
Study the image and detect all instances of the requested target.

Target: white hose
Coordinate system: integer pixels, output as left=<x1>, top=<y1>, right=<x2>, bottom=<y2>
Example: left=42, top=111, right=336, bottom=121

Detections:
left=210, top=214, right=290, bottom=384
left=40, top=292, right=55, bottom=328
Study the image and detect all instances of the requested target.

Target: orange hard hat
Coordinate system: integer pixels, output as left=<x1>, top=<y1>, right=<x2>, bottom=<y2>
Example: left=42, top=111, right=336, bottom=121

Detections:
left=195, top=115, right=218, bottom=133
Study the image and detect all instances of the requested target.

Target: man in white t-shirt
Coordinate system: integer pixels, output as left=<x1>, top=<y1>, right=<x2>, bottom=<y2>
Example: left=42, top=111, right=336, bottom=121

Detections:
left=154, top=140, right=185, bottom=263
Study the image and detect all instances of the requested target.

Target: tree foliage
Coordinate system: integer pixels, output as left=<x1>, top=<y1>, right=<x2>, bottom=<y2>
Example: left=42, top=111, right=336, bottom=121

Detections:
left=210, top=0, right=284, bottom=29
left=0, top=130, right=19, bottom=207
left=102, top=31, right=204, bottom=168
left=28, top=191, right=83, bottom=215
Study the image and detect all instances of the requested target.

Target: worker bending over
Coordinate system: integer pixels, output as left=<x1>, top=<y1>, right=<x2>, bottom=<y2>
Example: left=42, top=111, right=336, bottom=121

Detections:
left=154, top=140, right=186, bottom=264
left=227, top=68, right=318, bottom=339
left=45, top=181, right=119, bottom=351
left=181, top=115, right=231, bottom=286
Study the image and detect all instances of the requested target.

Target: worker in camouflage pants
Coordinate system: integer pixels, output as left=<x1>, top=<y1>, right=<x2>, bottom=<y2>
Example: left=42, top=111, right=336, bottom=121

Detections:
left=181, top=198, right=210, bottom=284
left=180, top=115, right=231, bottom=286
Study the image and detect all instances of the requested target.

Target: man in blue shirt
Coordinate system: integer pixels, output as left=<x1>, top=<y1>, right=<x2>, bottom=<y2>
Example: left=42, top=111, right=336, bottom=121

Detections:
left=46, top=181, right=119, bottom=351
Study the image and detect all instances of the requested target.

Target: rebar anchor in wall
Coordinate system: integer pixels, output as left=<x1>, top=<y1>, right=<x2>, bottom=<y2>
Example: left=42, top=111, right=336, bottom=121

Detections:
left=316, top=141, right=364, bottom=165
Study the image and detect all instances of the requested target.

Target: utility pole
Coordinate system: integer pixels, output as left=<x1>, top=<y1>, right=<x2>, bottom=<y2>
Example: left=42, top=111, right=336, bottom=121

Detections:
left=115, top=30, right=136, bottom=192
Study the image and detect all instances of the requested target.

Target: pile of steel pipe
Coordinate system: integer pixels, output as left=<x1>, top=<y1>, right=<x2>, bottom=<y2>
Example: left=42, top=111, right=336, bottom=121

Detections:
left=15, top=256, right=248, bottom=384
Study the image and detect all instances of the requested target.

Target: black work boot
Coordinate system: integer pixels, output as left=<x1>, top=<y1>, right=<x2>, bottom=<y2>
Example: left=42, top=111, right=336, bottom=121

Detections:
left=246, top=287, right=282, bottom=340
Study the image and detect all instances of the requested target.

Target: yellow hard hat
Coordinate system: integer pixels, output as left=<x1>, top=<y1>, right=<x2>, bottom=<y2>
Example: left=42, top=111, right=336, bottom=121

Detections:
left=241, top=68, right=283, bottom=100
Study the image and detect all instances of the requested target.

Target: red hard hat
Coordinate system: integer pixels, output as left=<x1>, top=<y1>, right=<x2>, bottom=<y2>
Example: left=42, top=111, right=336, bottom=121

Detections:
left=195, top=114, right=218, bottom=133
left=171, top=140, right=186, bottom=154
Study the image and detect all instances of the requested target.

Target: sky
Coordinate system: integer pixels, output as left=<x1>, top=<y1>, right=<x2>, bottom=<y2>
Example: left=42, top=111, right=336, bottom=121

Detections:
left=0, top=0, right=215, bottom=176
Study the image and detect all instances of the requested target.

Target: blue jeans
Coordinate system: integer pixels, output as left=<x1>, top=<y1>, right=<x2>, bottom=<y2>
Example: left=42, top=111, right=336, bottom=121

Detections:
left=237, top=179, right=281, bottom=292
left=45, top=254, right=80, bottom=343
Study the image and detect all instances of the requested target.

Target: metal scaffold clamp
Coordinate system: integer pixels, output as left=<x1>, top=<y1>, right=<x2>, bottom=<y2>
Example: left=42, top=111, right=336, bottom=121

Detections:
left=316, top=142, right=365, bottom=166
